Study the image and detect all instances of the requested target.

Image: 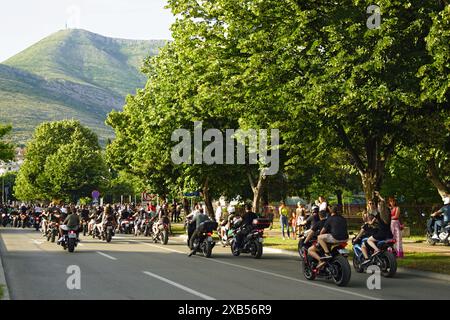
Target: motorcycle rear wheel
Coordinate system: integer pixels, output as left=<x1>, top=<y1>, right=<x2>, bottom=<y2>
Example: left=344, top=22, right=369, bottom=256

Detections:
left=379, top=251, right=397, bottom=278
left=331, top=255, right=351, bottom=287
left=68, top=238, right=76, bottom=253
left=203, top=242, right=213, bottom=258
left=161, top=230, right=169, bottom=245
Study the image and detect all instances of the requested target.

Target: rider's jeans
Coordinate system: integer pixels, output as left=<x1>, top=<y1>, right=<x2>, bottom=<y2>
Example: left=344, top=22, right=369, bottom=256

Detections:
left=434, top=220, right=443, bottom=234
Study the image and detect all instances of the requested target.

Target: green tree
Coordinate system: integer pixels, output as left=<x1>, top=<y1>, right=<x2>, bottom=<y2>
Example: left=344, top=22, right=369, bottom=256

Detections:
left=14, top=120, right=107, bottom=202
left=0, top=124, right=14, bottom=162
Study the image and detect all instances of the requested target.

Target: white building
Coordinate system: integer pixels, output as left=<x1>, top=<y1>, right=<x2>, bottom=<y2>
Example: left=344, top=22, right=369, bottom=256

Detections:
left=0, top=148, right=24, bottom=176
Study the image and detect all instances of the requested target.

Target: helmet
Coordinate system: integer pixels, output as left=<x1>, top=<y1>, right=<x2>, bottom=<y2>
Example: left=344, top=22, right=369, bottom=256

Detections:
left=312, top=206, right=319, bottom=213
left=444, top=197, right=450, bottom=205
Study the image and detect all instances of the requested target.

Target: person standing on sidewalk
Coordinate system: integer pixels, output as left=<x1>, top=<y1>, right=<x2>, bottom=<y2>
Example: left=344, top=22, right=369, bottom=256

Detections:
left=388, top=196, right=404, bottom=258
left=279, top=201, right=290, bottom=240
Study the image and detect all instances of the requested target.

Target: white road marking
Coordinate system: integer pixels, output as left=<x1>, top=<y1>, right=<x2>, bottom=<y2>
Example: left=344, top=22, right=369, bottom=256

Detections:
left=142, top=271, right=215, bottom=300
left=96, top=251, right=117, bottom=260
left=31, top=239, right=44, bottom=245
left=133, top=240, right=379, bottom=300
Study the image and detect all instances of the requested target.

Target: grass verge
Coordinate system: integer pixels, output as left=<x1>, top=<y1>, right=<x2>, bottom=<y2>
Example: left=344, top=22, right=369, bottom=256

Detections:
left=0, top=285, right=3, bottom=299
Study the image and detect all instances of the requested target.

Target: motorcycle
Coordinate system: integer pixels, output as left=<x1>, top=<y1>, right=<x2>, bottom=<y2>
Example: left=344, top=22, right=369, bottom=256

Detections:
left=352, top=237, right=397, bottom=277
left=19, top=213, right=29, bottom=228
left=33, top=214, right=41, bottom=231
left=81, top=219, right=89, bottom=236
left=1, top=213, right=11, bottom=227
left=152, top=216, right=170, bottom=245
left=58, top=225, right=78, bottom=253
left=12, top=214, right=20, bottom=228
left=230, top=218, right=270, bottom=259
left=424, top=213, right=450, bottom=246
left=120, top=217, right=135, bottom=234
left=103, top=221, right=115, bottom=243
left=299, top=239, right=351, bottom=287
left=189, top=220, right=218, bottom=258
left=46, top=221, right=59, bottom=243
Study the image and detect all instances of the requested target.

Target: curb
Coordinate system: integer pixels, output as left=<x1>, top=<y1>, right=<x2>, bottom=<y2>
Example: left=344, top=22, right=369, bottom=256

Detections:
left=0, top=238, right=11, bottom=300
left=175, top=234, right=450, bottom=282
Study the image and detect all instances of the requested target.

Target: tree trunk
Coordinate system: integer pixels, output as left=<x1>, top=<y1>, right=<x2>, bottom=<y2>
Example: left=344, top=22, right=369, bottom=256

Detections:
left=335, top=189, right=343, bottom=211
left=248, top=171, right=267, bottom=214
left=360, top=170, right=382, bottom=204
left=426, top=159, right=450, bottom=198
left=202, top=178, right=214, bottom=219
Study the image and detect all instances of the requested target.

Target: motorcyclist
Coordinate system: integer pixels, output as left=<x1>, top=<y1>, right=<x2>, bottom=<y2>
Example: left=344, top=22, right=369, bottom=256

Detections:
left=430, top=196, right=450, bottom=240
left=360, top=202, right=393, bottom=265
left=309, top=206, right=349, bottom=269
left=134, top=208, right=148, bottom=235
left=186, top=204, right=202, bottom=246
left=58, top=208, right=81, bottom=243
left=101, top=204, right=117, bottom=235
left=188, top=207, right=211, bottom=257
left=303, top=210, right=328, bottom=245
left=353, top=202, right=379, bottom=244
left=234, top=204, right=258, bottom=251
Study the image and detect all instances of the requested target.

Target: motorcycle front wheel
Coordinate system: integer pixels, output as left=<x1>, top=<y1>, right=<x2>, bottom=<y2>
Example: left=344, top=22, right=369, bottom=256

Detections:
left=302, top=259, right=316, bottom=281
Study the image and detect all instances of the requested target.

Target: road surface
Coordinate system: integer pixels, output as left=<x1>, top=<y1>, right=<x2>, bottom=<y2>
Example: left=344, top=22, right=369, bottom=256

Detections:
left=0, top=227, right=449, bottom=300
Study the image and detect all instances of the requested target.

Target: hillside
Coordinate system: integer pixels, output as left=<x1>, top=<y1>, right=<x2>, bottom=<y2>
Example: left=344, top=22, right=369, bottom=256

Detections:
left=0, top=29, right=166, bottom=145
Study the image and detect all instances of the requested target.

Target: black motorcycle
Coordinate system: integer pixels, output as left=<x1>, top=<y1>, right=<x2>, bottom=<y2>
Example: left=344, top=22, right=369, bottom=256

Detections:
left=1, top=213, right=11, bottom=227
left=103, top=221, right=115, bottom=243
left=352, top=237, right=397, bottom=277
left=58, top=226, right=78, bottom=253
left=189, top=220, right=218, bottom=258
left=230, top=218, right=270, bottom=259
left=299, top=239, right=351, bottom=287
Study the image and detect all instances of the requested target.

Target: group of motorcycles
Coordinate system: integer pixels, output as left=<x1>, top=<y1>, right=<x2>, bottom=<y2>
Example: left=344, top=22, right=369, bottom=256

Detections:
left=297, top=228, right=398, bottom=287
left=118, top=215, right=170, bottom=245
left=187, top=216, right=271, bottom=259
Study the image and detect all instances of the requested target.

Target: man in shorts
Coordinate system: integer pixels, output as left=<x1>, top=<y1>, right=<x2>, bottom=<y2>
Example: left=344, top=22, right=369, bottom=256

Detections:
left=309, top=206, right=349, bottom=269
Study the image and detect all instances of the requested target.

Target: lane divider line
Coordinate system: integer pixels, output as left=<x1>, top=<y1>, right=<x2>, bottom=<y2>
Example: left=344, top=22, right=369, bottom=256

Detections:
left=142, top=271, right=216, bottom=300
left=133, top=240, right=379, bottom=300
left=96, top=251, right=117, bottom=260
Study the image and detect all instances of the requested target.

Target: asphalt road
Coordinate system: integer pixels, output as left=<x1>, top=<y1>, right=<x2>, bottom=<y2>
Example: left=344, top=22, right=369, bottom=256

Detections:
left=0, top=227, right=449, bottom=300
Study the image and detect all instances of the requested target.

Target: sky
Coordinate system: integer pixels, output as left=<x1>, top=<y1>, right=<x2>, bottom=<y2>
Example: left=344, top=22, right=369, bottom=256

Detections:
left=0, top=0, right=175, bottom=62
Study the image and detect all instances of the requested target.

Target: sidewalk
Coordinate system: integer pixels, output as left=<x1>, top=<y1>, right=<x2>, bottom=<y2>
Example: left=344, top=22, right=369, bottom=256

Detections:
left=0, top=238, right=10, bottom=300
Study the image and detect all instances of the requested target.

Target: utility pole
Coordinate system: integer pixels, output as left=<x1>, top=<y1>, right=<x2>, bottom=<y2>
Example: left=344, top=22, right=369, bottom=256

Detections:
left=1, top=175, right=4, bottom=204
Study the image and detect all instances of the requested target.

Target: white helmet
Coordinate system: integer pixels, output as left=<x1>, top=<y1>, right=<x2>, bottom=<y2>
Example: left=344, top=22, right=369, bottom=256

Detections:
left=444, top=197, right=450, bottom=205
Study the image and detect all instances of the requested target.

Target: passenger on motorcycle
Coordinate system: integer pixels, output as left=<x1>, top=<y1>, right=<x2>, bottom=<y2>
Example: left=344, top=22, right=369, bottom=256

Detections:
left=360, top=201, right=393, bottom=265
left=430, top=196, right=450, bottom=240
left=234, top=204, right=258, bottom=251
left=310, top=206, right=348, bottom=269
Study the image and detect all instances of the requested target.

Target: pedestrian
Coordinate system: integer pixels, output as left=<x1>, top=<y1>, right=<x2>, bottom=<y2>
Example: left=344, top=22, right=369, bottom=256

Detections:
left=388, top=196, right=404, bottom=258
left=291, top=209, right=297, bottom=240
left=279, top=201, right=290, bottom=240
left=296, top=203, right=306, bottom=236
left=267, top=207, right=275, bottom=230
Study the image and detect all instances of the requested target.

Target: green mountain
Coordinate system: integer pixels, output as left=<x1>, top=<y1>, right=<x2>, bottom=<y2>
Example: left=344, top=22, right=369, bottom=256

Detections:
left=0, top=29, right=166, bottom=145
